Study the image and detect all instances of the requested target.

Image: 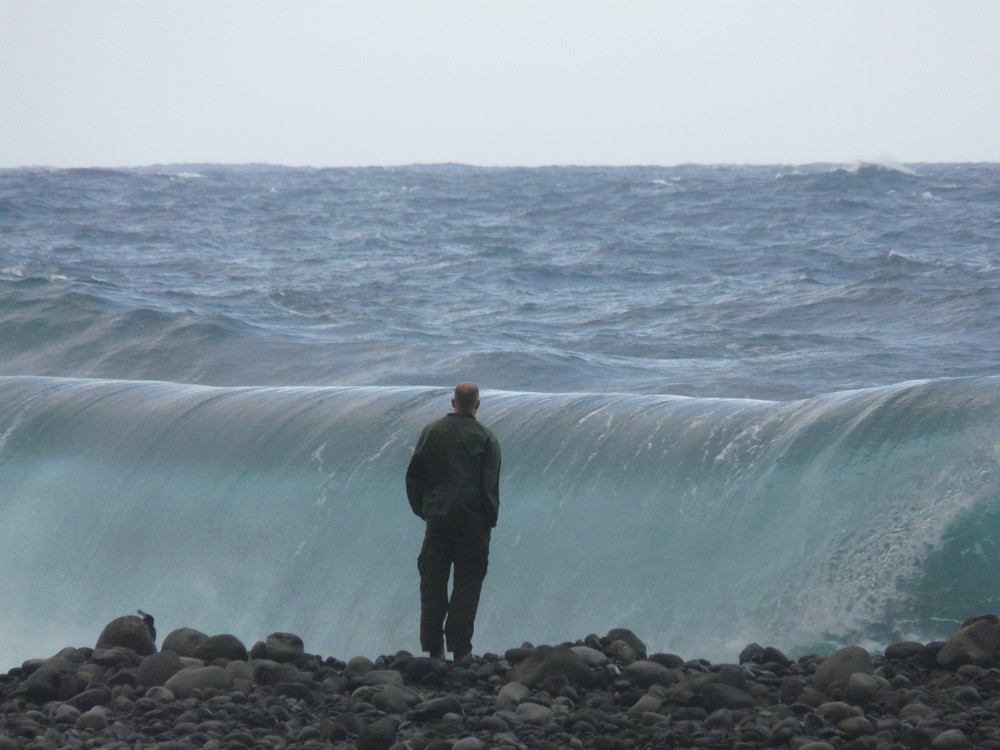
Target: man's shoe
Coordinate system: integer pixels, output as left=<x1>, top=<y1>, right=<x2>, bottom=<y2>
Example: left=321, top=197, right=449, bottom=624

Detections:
left=427, top=648, right=445, bottom=659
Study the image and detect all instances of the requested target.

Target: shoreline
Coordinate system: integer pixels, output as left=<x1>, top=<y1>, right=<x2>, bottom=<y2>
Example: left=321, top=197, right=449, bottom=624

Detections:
left=3, top=615, right=1000, bottom=749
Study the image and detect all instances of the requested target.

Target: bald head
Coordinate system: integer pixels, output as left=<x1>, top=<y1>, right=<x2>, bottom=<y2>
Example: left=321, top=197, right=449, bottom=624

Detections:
left=452, top=382, right=480, bottom=415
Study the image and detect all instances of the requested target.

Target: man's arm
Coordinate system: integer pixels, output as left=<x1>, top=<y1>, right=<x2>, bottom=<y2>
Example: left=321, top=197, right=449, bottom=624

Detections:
left=406, top=430, right=429, bottom=519
left=481, top=433, right=501, bottom=527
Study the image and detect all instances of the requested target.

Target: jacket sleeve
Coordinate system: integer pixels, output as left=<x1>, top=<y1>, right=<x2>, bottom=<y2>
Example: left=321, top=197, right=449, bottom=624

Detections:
left=405, top=433, right=427, bottom=519
left=481, top=432, right=501, bottom=527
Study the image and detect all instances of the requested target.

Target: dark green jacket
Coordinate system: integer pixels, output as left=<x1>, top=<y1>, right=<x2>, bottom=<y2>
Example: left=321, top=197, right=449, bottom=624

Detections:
left=406, top=413, right=501, bottom=528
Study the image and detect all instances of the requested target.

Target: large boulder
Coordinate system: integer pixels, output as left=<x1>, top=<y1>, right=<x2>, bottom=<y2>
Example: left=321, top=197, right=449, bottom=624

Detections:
left=620, top=660, right=676, bottom=688
left=812, top=646, right=873, bottom=692
left=161, top=627, right=209, bottom=657
left=937, top=616, right=1000, bottom=670
left=164, top=665, right=233, bottom=698
left=16, top=655, right=80, bottom=703
left=507, top=645, right=596, bottom=689
left=265, top=632, right=305, bottom=662
left=95, top=614, right=156, bottom=656
left=137, top=650, right=184, bottom=687
left=606, top=628, right=647, bottom=659
left=192, top=634, right=248, bottom=662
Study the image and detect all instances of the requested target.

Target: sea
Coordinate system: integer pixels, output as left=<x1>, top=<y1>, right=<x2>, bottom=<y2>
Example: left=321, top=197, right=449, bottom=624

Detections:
left=1, top=162, right=998, bottom=669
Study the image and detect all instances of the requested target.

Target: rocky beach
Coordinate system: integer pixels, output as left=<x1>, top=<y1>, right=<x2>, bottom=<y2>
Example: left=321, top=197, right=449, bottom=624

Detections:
left=3, top=615, right=1000, bottom=749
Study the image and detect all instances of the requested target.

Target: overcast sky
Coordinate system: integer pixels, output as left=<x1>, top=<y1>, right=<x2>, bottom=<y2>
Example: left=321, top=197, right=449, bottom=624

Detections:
left=2, top=0, right=999, bottom=168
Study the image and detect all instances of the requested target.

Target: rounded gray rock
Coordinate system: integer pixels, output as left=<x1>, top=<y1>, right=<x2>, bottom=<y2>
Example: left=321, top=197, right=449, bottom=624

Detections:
left=507, top=645, right=596, bottom=689
left=137, top=649, right=183, bottom=687
left=357, top=716, right=397, bottom=750
left=95, top=615, right=156, bottom=656
left=160, top=627, right=209, bottom=657
left=621, top=660, right=676, bottom=688
left=812, top=646, right=873, bottom=691
left=163, top=665, right=233, bottom=698
left=192, top=633, right=248, bottom=662
left=265, top=632, right=305, bottom=662
left=932, top=729, right=970, bottom=750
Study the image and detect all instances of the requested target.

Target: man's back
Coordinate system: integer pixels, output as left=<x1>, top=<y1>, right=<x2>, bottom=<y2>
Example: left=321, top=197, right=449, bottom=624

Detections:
left=406, top=412, right=500, bottom=529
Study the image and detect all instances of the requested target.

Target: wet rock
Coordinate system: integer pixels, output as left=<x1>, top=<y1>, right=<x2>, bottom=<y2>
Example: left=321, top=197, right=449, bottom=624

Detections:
left=137, top=649, right=183, bottom=687
left=931, top=728, right=970, bottom=749
left=265, top=632, right=305, bottom=662
left=516, top=701, right=555, bottom=724
left=886, top=641, right=926, bottom=660
left=570, top=645, right=608, bottom=667
left=345, top=655, right=376, bottom=677
left=192, top=633, right=248, bottom=662
left=606, top=628, right=647, bottom=658
left=700, top=682, right=759, bottom=710
left=67, top=686, right=111, bottom=711
left=77, top=705, right=109, bottom=731
left=507, top=645, right=596, bottom=689
left=621, top=659, right=676, bottom=688
left=253, top=659, right=316, bottom=686
left=496, top=681, right=530, bottom=709
left=160, top=627, right=209, bottom=657
left=937, top=617, right=1000, bottom=670
left=95, top=614, right=157, bottom=656
left=163, top=665, right=233, bottom=698
left=845, top=672, right=879, bottom=705
left=812, top=646, right=873, bottom=691
left=411, top=695, right=463, bottom=721
left=357, top=717, right=397, bottom=750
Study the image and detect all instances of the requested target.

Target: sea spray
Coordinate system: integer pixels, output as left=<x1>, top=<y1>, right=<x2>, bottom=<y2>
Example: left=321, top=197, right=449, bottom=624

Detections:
left=1, top=374, right=998, bottom=669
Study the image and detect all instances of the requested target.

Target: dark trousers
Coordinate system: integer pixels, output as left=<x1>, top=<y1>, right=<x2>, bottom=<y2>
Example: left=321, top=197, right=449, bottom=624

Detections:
left=418, top=523, right=491, bottom=656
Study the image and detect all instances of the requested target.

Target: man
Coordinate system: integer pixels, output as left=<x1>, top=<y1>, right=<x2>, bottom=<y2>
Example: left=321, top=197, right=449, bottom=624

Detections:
left=406, top=382, right=501, bottom=660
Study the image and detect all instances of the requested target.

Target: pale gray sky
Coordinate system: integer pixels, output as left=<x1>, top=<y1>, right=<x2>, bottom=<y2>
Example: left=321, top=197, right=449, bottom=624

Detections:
left=2, top=0, right=998, bottom=168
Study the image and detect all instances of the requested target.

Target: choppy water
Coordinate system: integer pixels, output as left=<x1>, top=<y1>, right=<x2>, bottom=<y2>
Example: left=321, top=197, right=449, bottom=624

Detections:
left=1, top=162, right=998, bottom=667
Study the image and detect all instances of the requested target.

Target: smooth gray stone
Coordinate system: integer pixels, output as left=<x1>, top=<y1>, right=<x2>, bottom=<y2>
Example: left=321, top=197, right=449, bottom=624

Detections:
left=360, top=669, right=403, bottom=686
left=839, top=715, right=875, bottom=738
left=932, top=728, right=970, bottom=749
left=19, top=655, right=77, bottom=702
left=265, top=632, right=305, bottom=663
left=885, top=640, right=925, bottom=660
left=160, top=627, right=208, bottom=658
left=192, top=633, right=247, bottom=662
left=54, top=703, right=81, bottom=723
left=357, top=716, right=397, bottom=750
left=844, top=672, right=879, bottom=705
left=67, top=686, right=111, bottom=711
left=515, top=702, right=554, bottom=724
left=496, top=681, right=530, bottom=709
left=137, top=649, right=183, bottom=687
left=626, top=692, right=664, bottom=716
left=164, top=665, right=232, bottom=698
left=606, top=628, right=647, bottom=658
left=507, top=645, right=596, bottom=689
left=345, top=655, right=376, bottom=677
left=95, top=615, right=156, bottom=656
left=621, top=660, right=676, bottom=688
left=937, top=618, right=1000, bottom=670
left=380, top=682, right=422, bottom=706
left=77, top=705, right=108, bottom=731
left=812, top=646, right=873, bottom=691
left=570, top=646, right=608, bottom=667
left=818, top=701, right=858, bottom=723
left=253, top=659, right=316, bottom=686
left=700, top=682, right=759, bottom=710
left=411, top=695, right=464, bottom=721
left=225, top=659, right=253, bottom=682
